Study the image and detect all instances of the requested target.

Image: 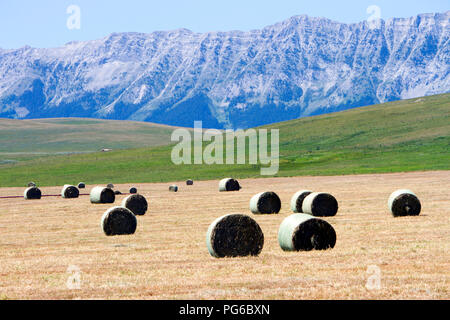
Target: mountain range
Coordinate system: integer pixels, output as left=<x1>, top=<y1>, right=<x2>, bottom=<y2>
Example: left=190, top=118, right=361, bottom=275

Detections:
left=0, top=11, right=448, bottom=129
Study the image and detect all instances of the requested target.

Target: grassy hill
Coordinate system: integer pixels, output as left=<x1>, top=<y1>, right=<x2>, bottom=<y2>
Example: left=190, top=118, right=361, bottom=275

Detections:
left=0, top=118, right=181, bottom=164
left=0, top=93, right=448, bottom=187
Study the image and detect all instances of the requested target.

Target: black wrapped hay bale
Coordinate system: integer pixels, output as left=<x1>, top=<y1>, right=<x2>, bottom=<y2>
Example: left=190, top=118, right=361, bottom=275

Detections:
left=101, top=206, right=137, bottom=236
left=121, top=194, right=148, bottom=216
left=78, top=182, right=86, bottom=189
left=90, top=186, right=115, bottom=204
left=107, top=183, right=114, bottom=189
left=24, top=187, right=42, bottom=200
left=302, top=192, right=338, bottom=217
left=249, top=191, right=281, bottom=214
left=278, top=214, right=336, bottom=251
left=114, top=190, right=122, bottom=195
left=169, top=185, right=178, bottom=192
left=206, top=214, right=264, bottom=258
left=129, top=187, right=137, bottom=194
left=290, top=190, right=313, bottom=213
left=61, top=185, right=80, bottom=199
left=388, top=189, right=421, bottom=217
left=186, top=179, right=194, bottom=185
left=218, top=178, right=241, bottom=192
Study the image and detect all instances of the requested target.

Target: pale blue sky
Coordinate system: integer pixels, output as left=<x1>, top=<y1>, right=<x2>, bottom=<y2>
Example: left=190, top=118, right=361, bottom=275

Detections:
left=0, top=0, right=448, bottom=49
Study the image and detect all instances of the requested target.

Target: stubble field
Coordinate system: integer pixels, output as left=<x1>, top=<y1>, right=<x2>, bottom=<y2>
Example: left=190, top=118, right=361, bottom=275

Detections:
left=0, top=170, right=448, bottom=299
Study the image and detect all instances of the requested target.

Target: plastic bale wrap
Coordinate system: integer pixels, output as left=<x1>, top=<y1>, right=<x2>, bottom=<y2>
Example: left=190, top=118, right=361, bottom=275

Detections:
left=24, top=187, right=42, bottom=200
left=250, top=192, right=281, bottom=214
left=101, top=206, right=137, bottom=236
left=388, top=189, right=421, bottom=217
left=218, top=178, right=241, bottom=192
left=169, top=185, right=178, bottom=192
left=186, top=179, right=194, bottom=185
left=90, top=186, right=116, bottom=204
left=129, top=187, right=137, bottom=194
left=278, top=213, right=336, bottom=251
left=206, top=214, right=264, bottom=258
left=77, top=182, right=86, bottom=189
left=121, top=194, right=148, bottom=216
left=302, top=192, right=338, bottom=217
left=61, top=185, right=80, bottom=199
left=290, top=190, right=313, bottom=213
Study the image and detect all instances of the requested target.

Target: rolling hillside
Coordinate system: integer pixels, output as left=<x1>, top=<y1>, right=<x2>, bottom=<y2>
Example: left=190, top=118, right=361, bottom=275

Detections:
left=0, top=93, right=448, bottom=187
left=0, top=118, right=182, bottom=164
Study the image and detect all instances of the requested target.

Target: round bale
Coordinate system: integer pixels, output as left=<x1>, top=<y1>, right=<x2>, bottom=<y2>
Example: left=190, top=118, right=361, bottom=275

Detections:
left=121, top=194, right=148, bottom=216
left=129, top=187, right=137, bottom=194
left=77, top=182, right=86, bottom=189
left=278, top=213, right=337, bottom=251
left=24, top=187, right=42, bottom=200
left=250, top=191, right=281, bottom=214
left=107, top=184, right=114, bottom=189
left=114, top=190, right=122, bottom=195
left=388, top=189, right=421, bottom=217
left=218, top=178, right=241, bottom=192
left=302, top=192, right=338, bottom=217
left=186, top=179, right=194, bottom=185
left=27, top=182, right=36, bottom=187
left=206, top=214, right=264, bottom=258
left=101, top=206, right=137, bottom=236
left=290, top=190, right=313, bottom=213
left=90, top=186, right=116, bottom=204
left=61, top=185, right=80, bottom=199
left=169, top=185, right=178, bottom=192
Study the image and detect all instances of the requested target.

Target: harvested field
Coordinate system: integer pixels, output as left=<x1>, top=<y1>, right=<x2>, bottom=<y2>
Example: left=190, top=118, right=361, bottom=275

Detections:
left=0, top=170, right=448, bottom=300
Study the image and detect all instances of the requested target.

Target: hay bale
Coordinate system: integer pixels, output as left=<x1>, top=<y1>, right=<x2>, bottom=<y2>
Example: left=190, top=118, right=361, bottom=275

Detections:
left=61, top=185, right=80, bottom=199
left=78, top=182, right=86, bottom=189
left=169, top=185, right=178, bottom=192
left=302, top=192, right=338, bottom=217
left=24, top=187, right=42, bottom=200
left=129, top=187, right=137, bottom=194
left=121, top=194, right=148, bottom=216
left=218, top=178, right=241, bottom=192
left=90, top=186, right=115, bottom=204
left=388, top=189, right=421, bottom=217
left=249, top=191, right=281, bottom=214
left=114, top=190, right=122, bottom=195
left=107, top=184, right=114, bottom=189
left=206, top=214, right=264, bottom=258
left=186, top=179, right=194, bottom=185
left=101, top=206, right=137, bottom=236
left=278, top=213, right=336, bottom=251
left=290, top=190, right=313, bottom=213
left=27, top=182, right=36, bottom=187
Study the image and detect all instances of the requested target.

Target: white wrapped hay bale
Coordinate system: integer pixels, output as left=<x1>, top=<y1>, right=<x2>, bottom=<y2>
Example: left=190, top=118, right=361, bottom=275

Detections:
left=388, top=189, right=421, bottom=217
left=90, top=186, right=115, bottom=204
left=290, top=190, right=313, bottom=213
left=61, top=185, right=80, bottom=199
left=24, top=187, right=42, bottom=200
left=302, top=192, right=338, bottom=217
left=206, top=214, right=264, bottom=258
left=218, top=178, right=241, bottom=192
left=101, top=206, right=137, bottom=236
left=278, top=214, right=336, bottom=251
left=121, top=194, right=148, bottom=216
left=169, top=185, right=178, bottom=192
left=250, top=192, right=281, bottom=214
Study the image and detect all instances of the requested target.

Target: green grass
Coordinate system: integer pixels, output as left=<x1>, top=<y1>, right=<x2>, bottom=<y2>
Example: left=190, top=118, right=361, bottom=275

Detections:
left=0, top=93, right=448, bottom=187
